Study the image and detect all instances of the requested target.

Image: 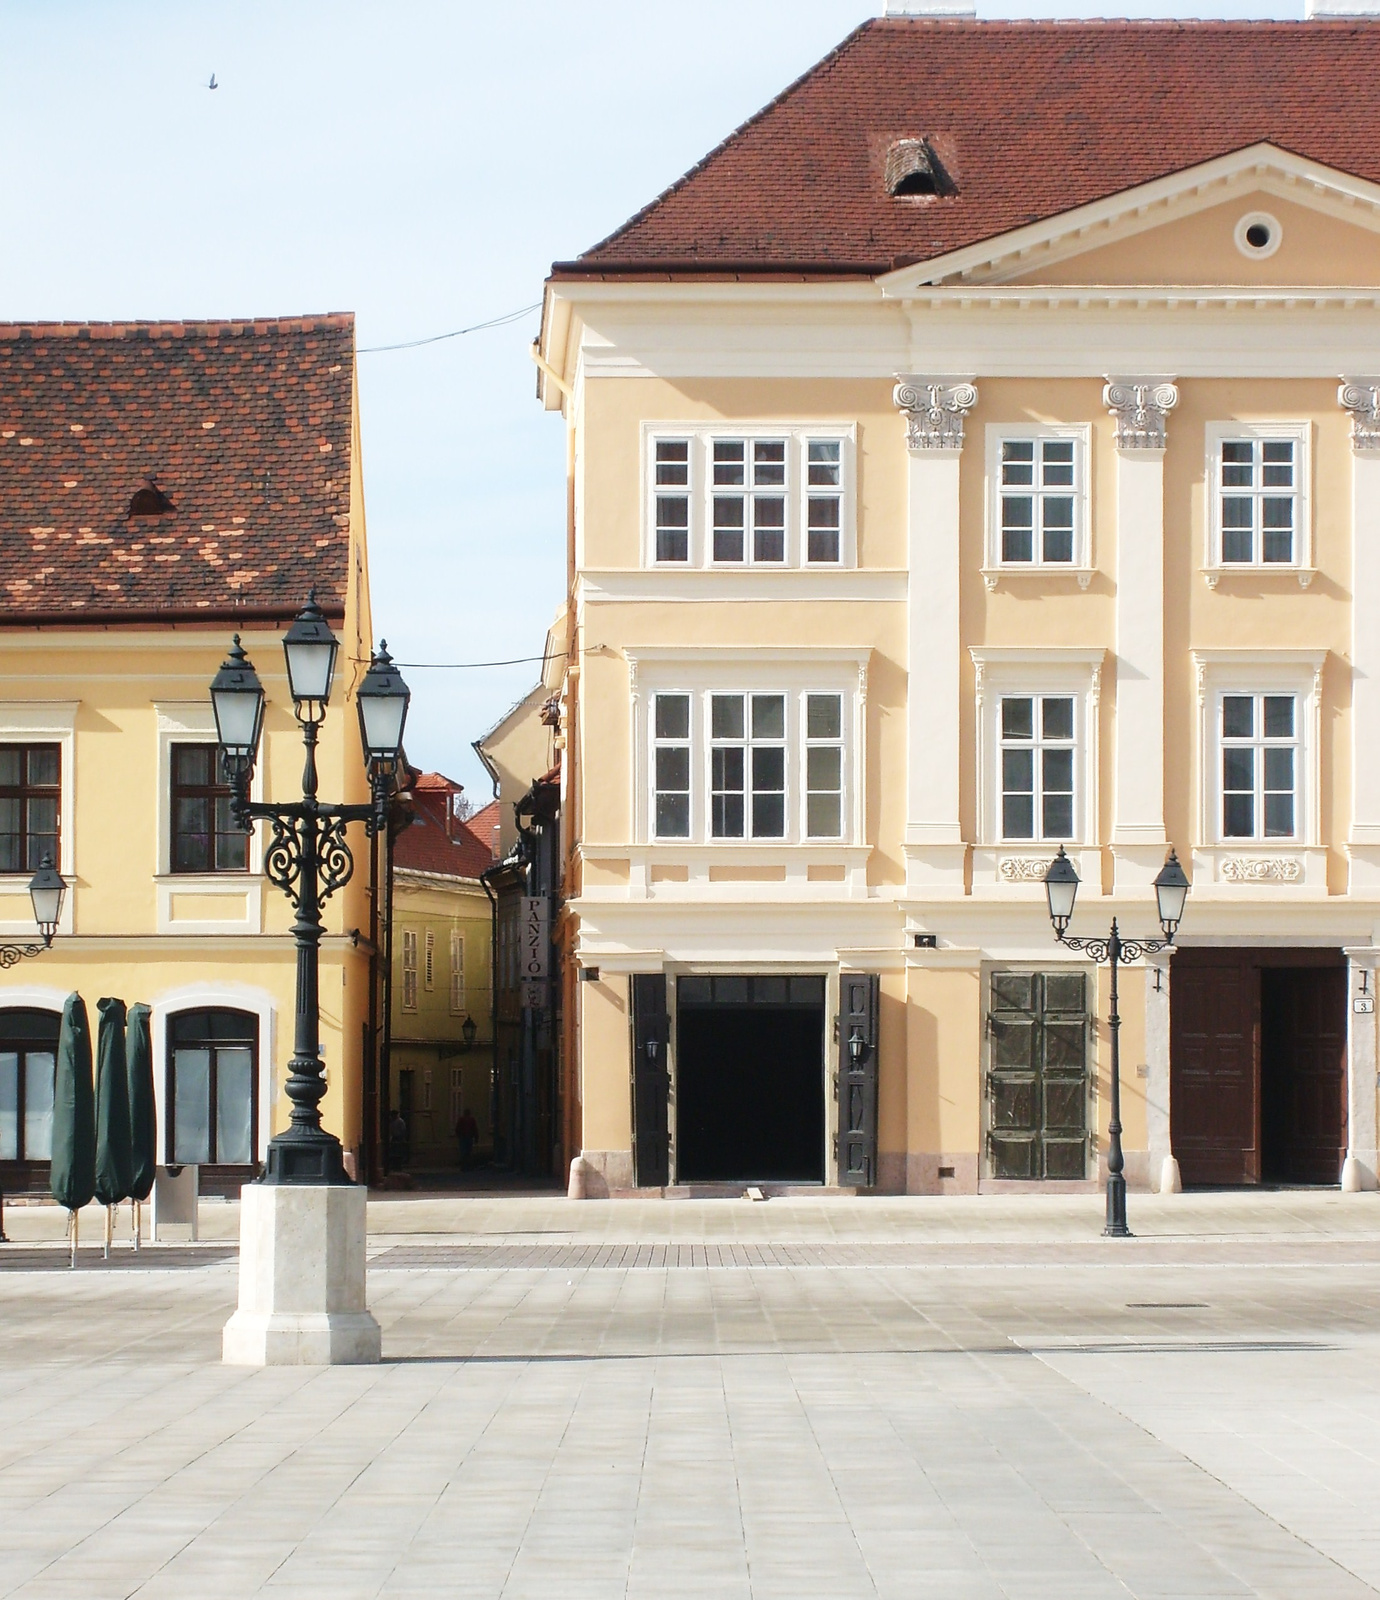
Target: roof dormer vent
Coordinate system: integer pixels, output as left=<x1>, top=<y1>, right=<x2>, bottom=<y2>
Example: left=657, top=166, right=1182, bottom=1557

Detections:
left=885, top=138, right=951, bottom=198
left=128, top=479, right=174, bottom=518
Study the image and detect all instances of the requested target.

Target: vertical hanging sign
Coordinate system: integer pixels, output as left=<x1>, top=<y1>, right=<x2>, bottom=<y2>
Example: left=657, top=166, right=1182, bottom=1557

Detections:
left=520, top=895, right=550, bottom=1012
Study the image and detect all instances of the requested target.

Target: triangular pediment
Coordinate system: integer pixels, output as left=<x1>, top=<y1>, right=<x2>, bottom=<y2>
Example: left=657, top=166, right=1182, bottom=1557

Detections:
left=878, top=144, right=1380, bottom=293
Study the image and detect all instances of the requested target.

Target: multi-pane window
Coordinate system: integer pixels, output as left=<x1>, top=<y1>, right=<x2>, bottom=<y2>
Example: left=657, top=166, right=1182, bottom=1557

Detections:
left=654, top=439, right=690, bottom=562
left=1218, top=438, right=1297, bottom=565
left=649, top=687, right=851, bottom=843
left=166, top=1008, right=256, bottom=1167
left=1221, top=694, right=1297, bottom=839
left=713, top=440, right=786, bottom=562
left=401, top=928, right=418, bottom=1011
left=806, top=441, right=843, bottom=563
left=647, top=431, right=850, bottom=567
left=0, top=745, right=59, bottom=873
left=805, top=694, right=845, bottom=838
left=450, top=931, right=466, bottom=1015
left=1000, top=696, right=1075, bottom=841
left=708, top=694, right=786, bottom=839
left=171, top=743, right=248, bottom=874
left=652, top=694, right=692, bottom=839
left=0, top=1009, right=59, bottom=1163
left=999, top=439, right=1076, bottom=565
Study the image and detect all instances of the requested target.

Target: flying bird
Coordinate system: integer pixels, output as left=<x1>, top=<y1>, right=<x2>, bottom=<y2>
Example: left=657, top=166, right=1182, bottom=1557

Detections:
left=208, top=73, right=218, bottom=89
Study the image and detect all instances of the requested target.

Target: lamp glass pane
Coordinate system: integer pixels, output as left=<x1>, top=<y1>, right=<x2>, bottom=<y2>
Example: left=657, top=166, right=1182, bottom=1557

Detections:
left=360, top=692, right=407, bottom=757
left=1156, top=879, right=1189, bottom=927
left=29, top=881, right=62, bottom=930
left=213, top=689, right=261, bottom=754
left=1045, top=868, right=1078, bottom=923
left=284, top=640, right=337, bottom=703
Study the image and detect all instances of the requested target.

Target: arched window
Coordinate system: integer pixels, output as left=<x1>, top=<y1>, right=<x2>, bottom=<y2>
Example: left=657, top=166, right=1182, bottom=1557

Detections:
left=166, top=1008, right=258, bottom=1167
left=0, top=1008, right=61, bottom=1165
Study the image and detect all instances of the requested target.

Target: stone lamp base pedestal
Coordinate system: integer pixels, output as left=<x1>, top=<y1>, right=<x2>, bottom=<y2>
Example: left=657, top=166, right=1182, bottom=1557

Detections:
left=223, top=1183, right=381, bottom=1366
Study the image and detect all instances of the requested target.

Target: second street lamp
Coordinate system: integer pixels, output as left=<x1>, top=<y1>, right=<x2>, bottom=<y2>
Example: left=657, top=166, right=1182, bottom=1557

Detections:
left=211, top=598, right=411, bottom=1185
left=1043, top=845, right=1190, bottom=1238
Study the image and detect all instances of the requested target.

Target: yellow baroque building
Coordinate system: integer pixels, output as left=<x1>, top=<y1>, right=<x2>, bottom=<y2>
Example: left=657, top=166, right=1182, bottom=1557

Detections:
left=536, top=13, right=1380, bottom=1196
left=0, top=316, right=378, bottom=1195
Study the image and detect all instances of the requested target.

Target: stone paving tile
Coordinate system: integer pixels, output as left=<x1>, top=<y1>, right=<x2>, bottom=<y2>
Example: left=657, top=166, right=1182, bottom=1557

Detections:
left=3, top=1195, right=1380, bottom=1598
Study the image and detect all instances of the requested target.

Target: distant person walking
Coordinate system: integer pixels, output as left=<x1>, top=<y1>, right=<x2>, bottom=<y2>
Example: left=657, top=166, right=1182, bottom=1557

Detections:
left=389, top=1109, right=409, bottom=1172
left=455, top=1106, right=478, bottom=1170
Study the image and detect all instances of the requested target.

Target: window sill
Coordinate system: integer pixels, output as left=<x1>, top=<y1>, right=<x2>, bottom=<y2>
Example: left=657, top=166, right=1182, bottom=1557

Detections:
left=981, top=566, right=1094, bottom=592
left=1202, top=566, right=1316, bottom=590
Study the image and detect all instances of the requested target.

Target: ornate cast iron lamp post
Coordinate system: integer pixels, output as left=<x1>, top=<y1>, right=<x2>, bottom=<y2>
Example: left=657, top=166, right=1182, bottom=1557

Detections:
left=211, top=595, right=410, bottom=1185
left=1043, top=846, right=1190, bottom=1237
left=0, top=858, right=67, bottom=965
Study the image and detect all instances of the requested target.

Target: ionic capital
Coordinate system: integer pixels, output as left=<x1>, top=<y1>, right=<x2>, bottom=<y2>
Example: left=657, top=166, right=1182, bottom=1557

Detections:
left=1103, top=378, right=1179, bottom=452
left=1339, top=379, right=1380, bottom=453
left=893, top=376, right=978, bottom=452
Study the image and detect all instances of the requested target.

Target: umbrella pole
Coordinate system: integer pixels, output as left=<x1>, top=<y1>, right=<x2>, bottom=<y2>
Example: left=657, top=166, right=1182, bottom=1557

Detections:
left=103, top=1204, right=112, bottom=1260
left=68, top=1209, right=77, bottom=1270
left=132, top=1197, right=140, bottom=1253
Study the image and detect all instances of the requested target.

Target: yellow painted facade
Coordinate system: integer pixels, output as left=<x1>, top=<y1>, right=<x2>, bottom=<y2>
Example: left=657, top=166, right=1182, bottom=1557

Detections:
left=538, top=139, right=1380, bottom=1196
left=388, top=871, right=493, bottom=1169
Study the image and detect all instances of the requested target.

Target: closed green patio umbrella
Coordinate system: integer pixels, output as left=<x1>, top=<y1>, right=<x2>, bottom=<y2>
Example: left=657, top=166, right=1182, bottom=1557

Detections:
left=94, top=998, right=131, bottom=1256
left=125, top=1003, right=154, bottom=1251
left=50, top=993, right=95, bottom=1267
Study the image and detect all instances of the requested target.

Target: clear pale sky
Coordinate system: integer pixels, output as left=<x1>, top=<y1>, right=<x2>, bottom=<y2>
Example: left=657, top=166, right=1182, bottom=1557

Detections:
left=0, top=0, right=1299, bottom=799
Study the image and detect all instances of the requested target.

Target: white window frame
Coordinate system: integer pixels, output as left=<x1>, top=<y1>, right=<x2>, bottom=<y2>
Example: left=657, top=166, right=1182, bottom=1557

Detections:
left=1218, top=690, right=1301, bottom=843
left=0, top=703, right=76, bottom=939
left=984, top=424, right=1092, bottom=586
left=450, top=930, right=466, bottom=1016
left=642, top=423, right=856, bottom=570
left=971, top=650, right=1103, bottom=849
left=1203, top=422, right=1313, bottom=585
left=153, top=703, right=264, bottom=935
left=630, top=650, right=867, bottom=847
left=1194, top=653, right=1324, bottom=849
left=401, top=928, right=418, bottom=1012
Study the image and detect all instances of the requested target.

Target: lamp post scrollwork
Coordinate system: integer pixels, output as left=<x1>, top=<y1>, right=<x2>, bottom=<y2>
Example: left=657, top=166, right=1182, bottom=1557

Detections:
left=1044, top=845, right=1190, bottom=1237
left=211, top=595, right=411, bottom=1186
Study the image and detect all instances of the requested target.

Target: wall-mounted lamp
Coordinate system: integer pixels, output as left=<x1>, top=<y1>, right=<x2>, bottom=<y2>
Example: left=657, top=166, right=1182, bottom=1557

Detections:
left=646, top=1038, right=659, bottom=1061
left=848, top=1028, right=865, bottom=1064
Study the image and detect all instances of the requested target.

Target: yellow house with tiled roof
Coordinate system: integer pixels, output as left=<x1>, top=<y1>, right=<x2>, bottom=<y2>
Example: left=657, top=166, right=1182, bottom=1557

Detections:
left=0, top=316, right=381, bottom=1195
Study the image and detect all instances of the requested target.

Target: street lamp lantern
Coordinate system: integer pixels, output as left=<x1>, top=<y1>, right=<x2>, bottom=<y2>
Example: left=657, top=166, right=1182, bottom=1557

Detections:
left=1044, top=845, right=1190, bottom=1238
left=28, top=856, right=66, bottom=946
left=210, top=636, right=266, bottom=763
left=211, top=599, right=411, bottom=1185
left=461, top=1014, right=477, bottom=1051
left=355, top=641, right=410, bottom=776
left=1153, top=849, right=1190, bottom=941
left=1043, top=845, right=1080, bottom=938
left=281, top=591, right=340, bottom=716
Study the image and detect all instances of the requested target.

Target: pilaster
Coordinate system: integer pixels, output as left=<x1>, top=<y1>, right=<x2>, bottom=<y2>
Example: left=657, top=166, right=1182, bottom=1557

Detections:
left=894, top=377, right=977, bottom=892
left=1343, top=948, right=1379, bottom=1192
left=1105, top=378, right=1177, bottom=886
left=1341, top=381, right=1380, bottom=890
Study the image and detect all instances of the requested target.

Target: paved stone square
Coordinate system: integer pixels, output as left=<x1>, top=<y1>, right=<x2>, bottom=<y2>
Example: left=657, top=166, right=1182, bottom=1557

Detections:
left=1, top=1191, right=1379, bottom=1598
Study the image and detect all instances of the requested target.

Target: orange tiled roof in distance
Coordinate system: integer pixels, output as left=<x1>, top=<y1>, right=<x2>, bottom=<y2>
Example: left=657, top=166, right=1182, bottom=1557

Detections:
left=395, top=773, right=497, bottom=880
left=556, top=19, right=1380, bottom=278
left=0, top=316, right=354, bottom=622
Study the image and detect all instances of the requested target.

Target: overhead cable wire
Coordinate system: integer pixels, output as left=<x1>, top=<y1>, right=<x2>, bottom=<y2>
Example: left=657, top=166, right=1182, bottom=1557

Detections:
left=350, top=651, right=571, bottom=670
left=358, top=302, right=542, bottom=354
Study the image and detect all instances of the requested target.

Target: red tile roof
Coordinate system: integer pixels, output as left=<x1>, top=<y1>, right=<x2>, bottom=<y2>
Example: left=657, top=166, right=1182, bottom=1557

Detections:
left=395, top=776, right=497, bottom=880
left=0, top=316, right=355, bottom=623
left=467, top=800, right=501, bottom=860
left=557, top=20, right=1380, bottom=278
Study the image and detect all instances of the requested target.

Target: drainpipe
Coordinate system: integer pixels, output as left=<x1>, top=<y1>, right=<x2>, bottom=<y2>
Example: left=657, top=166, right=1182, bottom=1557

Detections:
left=481, top=867, right=500, bottom=1167
left=380, top=810, right=398, bottom=1176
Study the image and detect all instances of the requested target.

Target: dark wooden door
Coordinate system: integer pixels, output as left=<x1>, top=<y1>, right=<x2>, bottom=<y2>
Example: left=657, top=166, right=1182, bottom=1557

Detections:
left=987, top=972, right=1088, bottom=1180
left=1171, top=952, right=1259, bottom=1185
left=1261, top=968, right=1347, bottom=1184
left=630, top=975, right=670, bottom=1188
left=838, top=974, right=879, bottom=1188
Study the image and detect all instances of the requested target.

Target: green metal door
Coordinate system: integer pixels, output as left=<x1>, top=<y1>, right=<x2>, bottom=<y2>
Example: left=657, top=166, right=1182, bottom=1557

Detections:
left=987, top=971, right=1088, bottom=1179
